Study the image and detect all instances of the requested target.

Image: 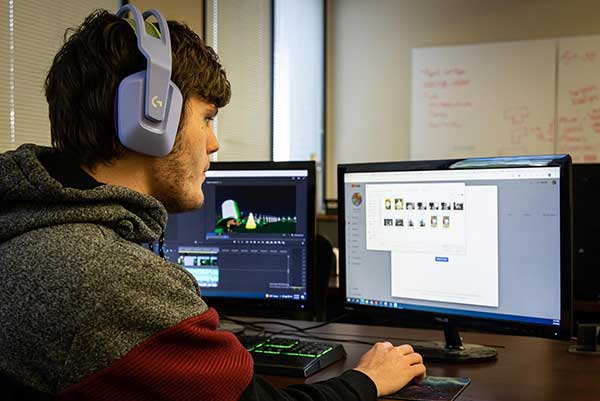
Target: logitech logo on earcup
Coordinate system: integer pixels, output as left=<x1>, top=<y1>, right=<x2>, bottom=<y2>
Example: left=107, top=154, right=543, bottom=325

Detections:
left=151, top=96, right=163, bottom=108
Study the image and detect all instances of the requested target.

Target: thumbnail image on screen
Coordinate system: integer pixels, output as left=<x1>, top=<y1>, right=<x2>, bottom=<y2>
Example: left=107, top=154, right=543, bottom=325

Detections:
left=213, top=185, right=297, bottom=234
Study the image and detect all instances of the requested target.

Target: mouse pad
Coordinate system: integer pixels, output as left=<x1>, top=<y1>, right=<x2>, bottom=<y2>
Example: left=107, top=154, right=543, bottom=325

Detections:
left=384, top=376, right=471, bottom=401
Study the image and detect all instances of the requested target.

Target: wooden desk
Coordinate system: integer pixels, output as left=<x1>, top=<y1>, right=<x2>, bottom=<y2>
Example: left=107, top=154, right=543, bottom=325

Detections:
left=238, top=318, right=600, bottom=401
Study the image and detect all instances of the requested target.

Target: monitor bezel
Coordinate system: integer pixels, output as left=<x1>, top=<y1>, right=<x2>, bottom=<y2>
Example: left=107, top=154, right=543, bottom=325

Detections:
left=338, top=155, right=573, bottom=340
left=179, top=160, right=317, bottom=319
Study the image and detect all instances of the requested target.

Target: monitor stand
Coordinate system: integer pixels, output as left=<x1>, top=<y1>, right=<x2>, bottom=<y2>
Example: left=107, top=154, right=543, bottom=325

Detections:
left=410, top=322, right=497, bottom=362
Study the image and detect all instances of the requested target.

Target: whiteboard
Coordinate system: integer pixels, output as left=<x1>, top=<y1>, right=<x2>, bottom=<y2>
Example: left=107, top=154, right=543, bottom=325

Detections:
left=557, top=36, right=600, bottom=162
left=411, top=40, right=557, bottom=160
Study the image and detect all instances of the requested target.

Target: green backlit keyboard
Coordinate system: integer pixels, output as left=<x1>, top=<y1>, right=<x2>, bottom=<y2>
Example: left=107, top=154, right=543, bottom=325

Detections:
left=238, top=335, right=347, bottom=377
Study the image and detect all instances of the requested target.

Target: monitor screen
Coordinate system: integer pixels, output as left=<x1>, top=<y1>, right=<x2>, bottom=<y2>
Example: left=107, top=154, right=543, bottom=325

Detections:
left=340, top=158, right=570, bottom=335
left=163, top=162, right=314, bottom=308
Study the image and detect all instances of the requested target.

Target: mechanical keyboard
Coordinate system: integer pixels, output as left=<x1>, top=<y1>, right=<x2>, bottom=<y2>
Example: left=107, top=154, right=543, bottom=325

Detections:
left=237, top=334, right=347, bottom=377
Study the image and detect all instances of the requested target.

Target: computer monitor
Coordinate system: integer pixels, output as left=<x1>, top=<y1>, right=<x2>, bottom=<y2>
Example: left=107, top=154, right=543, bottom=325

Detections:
left=163, top=161, right=316, bottom=319
left=338, top=155, right=572, bottom=361
left=573, top=164, right=600, bottom=301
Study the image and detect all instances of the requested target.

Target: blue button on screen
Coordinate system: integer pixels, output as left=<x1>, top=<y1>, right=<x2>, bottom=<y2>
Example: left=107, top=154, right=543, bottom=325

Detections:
left=435, top=256, right=449, bottom=262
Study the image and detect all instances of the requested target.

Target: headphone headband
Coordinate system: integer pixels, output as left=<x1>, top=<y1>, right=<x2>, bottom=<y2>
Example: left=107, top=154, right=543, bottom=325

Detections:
left=117, top=4, right=171, bottom=123
left=114, top=4, right=183, bottom=157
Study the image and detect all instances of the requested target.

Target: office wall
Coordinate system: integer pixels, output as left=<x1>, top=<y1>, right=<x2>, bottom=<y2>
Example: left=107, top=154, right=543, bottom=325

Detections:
left=326, top=0, right=600, bottom=198
left=130, top=0, right=203, bottom=35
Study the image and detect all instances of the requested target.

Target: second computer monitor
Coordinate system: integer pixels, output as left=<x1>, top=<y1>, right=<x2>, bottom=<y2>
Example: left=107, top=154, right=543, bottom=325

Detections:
left=339, top=155, right=572, bottom=342
left=163, top=161, right=316, bottom=318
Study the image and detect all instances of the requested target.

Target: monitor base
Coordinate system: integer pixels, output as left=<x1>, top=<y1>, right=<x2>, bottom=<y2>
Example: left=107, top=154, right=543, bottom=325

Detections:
left=411, top=341, right=497, bottom=362
left=567, top=345, right=600, bottom=355
left=410, top=321, right=497, bottom=362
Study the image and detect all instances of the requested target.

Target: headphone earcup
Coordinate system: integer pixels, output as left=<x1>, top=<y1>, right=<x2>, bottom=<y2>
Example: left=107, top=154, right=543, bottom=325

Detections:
left=116, top=70, right=183, bottom=156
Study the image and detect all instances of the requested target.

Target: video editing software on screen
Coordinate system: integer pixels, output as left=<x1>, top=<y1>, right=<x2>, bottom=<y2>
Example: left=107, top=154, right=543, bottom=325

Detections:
left=163, top=169, right=309, bottom=301
left=344, top=167, right=562, bottom=326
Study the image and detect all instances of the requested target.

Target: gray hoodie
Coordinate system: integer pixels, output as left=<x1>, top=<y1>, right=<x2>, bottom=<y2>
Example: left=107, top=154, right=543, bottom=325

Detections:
left=0, top=144, right=208, bottom=394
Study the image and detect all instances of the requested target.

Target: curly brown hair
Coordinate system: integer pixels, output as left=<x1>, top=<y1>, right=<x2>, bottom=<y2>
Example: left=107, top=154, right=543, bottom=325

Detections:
left=45, top=9, right=230, bottom=168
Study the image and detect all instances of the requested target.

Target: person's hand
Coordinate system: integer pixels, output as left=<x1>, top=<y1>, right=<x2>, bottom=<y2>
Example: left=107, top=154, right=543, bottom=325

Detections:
left=353, top=342, right=426, bottom=397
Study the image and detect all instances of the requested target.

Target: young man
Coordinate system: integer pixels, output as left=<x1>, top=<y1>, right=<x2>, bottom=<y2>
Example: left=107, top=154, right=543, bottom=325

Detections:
left=0, top=9, right=425, bottom=401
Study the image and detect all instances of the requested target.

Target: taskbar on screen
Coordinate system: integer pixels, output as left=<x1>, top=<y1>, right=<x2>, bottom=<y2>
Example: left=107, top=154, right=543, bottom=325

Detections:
left=346, top=297, right=560, bottom=327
